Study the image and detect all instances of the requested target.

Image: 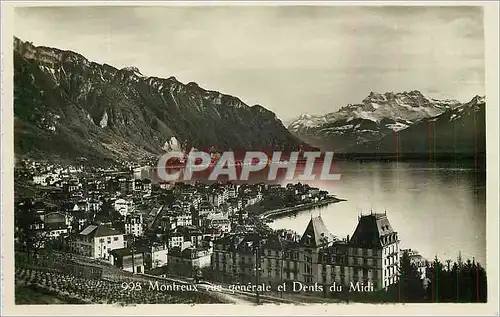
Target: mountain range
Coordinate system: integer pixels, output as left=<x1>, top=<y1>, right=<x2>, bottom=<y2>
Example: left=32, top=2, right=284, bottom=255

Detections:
left=13, top=37, right=307, bottom=165
left=288, top=91, right=486, bottom=160
left=13, top=37, right=485, bottom=164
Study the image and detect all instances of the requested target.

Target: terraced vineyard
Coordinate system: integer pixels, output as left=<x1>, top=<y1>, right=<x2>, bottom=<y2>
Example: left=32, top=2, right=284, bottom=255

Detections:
left=15, top=252, right=225, bottom=304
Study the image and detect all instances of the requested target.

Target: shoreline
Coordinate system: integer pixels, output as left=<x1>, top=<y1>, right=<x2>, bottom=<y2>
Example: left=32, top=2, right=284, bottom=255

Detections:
left=332, top=152, right=486, bottom=163
left=257, top=196, right=346, bottom=221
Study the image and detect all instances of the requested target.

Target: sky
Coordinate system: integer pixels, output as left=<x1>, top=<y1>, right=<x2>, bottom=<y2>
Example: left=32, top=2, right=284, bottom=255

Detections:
left=14, top=5, right=485, bottom=122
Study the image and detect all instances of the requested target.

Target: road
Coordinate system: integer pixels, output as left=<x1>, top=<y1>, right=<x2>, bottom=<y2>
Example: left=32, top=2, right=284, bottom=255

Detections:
left=195, top=281, right=299, bottom=305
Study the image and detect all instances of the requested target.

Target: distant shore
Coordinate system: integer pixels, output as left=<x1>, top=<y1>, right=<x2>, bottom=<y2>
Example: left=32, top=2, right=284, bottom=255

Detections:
left=333, top=152, right=486, bottom=163
left=258, top=196, right=346, bottom=221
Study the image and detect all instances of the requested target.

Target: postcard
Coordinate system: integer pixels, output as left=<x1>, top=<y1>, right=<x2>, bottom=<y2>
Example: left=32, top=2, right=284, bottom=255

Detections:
left=1, top=1, right=498, bottom=316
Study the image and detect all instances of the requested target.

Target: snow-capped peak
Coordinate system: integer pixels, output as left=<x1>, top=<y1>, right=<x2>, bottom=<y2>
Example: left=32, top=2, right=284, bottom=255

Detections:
left=288, top=113, right=327, bottom=130
left=362, top=91, right=387, bottom=104
left=470, top=95, right=485, bottom=105
left=297, top=113, right=313, bottom=120
left=430, top=98, right=461, bottom=105
left=288, top=90, right=483, bottom=138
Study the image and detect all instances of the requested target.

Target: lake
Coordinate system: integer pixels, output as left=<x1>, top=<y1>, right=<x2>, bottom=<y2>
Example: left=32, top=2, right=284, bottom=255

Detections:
left=268, top=161, right=487, bottom=266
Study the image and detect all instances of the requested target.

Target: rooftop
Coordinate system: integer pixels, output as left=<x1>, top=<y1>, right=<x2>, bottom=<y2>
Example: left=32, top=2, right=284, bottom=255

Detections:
left=349, top=212, right=398, bottom=248
left=45, top=223, right=68, bottom=231
left=299, top=216, right=336, bottom=247
left=110, top=247, right=148, bottom=258
left=79, top=224, right=123, bottom=238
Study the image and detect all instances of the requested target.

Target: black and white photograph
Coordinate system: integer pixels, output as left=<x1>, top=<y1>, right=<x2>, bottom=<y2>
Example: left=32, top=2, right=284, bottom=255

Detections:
left=1, top=1, right=499, bottom=314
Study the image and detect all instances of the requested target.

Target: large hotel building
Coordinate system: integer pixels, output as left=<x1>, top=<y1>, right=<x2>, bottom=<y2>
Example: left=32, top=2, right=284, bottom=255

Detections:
left=212, top=212, right=400, bottom=293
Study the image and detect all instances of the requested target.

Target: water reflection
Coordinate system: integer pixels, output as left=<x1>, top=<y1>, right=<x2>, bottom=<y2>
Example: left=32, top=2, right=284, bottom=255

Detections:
left=269, top=161, right=487, bottom=266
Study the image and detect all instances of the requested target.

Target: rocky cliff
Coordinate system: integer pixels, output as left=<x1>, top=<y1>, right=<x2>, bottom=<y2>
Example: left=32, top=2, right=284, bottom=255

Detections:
left=14, top=37, right=307, bottom=164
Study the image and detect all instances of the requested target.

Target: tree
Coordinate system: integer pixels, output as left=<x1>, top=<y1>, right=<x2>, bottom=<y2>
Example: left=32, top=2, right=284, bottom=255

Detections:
left=153, top=259, right=163, bottom=268
left=424, top=254, right=487, bottom=303
left=193, top=267, right=202, bottom=283
left=475, top=262, right=488, bottom=302
left=426, top=256, right=444, bottom=302
left=201, top=266, right=213, bottom=280
left=99, top=199, right=122, bottom=222
left=397, top=250, right=426, bottom=302
left=15, top=200, right=50, bottom=258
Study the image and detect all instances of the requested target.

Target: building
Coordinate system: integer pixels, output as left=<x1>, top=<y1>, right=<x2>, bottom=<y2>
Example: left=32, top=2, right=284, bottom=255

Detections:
left=45, top=223, right=69, bottom=239
left=114, top=198, right=134, bottom=217
left=168, top=232, right=188, bottom=250
left=150, top=243, right=169, bottom=268
left=208, top=190, right=226, bottom=207
left=198, top=202, right=215, bottom=216
left=168, top=247, right=212, bottom=277
left=159, top=182, right=175, bottom=190
left=117, top=178, right=133, bottom=194
left=63, top=179, right=81, bottom=193
left=159, top=210, right=192, bottom=231
left=30, top=201, right=49, bottom=220
left=44, top=211, right=69, bottom=227
left=212, top=234, right=268, bottom=284
left=401, top=248, right=428, bottom=285
left=211, top=212, right=400, bottom=293
left=228, top=184, right=239, bottom=198
left=88, top=200, right=101, bottom=213
left=268, top=215, right=339, bottom=288
left=110, top=247, right=147, bottom=274
left=168, top=226, right=203, bottom=250
left=124, top=214, right=144, bottom=237
left=142, top=179, right=152, bottom=196
left=308, top=188, right=320, bottom=196
left=227, top=198, right=243, bottom=212
left=243, top=192, right=262, bottom=207
left=68, top=211, right=88, bottom=232
left=133, top=179, right=144, bottom=191
left=132, top=178, right=152, bottom=196
left=33, top=174, right=49, bottom=186
left=349, top=212, right=400, bottom=289
left=70, top=224, right=125, bottom=261
left=171, top=211, right=193, bottom=228
left=75, top=200, right=89, bottom=213
left=204, top=213, right=231, bottom=234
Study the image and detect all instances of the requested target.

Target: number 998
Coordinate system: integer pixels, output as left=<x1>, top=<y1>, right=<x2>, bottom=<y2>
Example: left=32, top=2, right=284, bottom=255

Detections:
left=121, top=282, right=142, bottom=291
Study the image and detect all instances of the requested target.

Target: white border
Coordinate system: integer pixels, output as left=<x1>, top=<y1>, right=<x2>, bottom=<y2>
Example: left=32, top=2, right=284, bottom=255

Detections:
left=2, top=1, right=498, bottom=316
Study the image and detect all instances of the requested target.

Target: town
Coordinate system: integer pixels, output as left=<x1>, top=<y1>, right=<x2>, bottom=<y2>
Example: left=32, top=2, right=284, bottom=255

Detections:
left=14, top=158, right=428, bottom=304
